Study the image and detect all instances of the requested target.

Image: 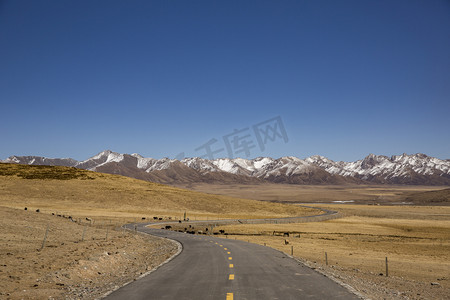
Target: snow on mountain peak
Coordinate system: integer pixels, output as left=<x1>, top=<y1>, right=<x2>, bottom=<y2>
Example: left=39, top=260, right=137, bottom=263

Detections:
left=91, top=150, right=113, bottom=160
left=143, top=157, right=178, bottom=172
left=212, top=158, right=237, bottom=173
left=252, top=157, right=274, bottom=170
left=74, top=150, right=124, bottom=170
left=131, top=153, right=143, bottom=159
left=4, top=156, right=20, bottom=163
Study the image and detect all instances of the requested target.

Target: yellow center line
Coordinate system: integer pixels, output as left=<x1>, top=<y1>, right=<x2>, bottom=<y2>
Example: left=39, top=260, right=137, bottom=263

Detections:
left=226, top=293, right=233, bottom=300
left=229, top=264, right=234, bottom=268
left=224, top=248, right=228, bottom=250
left=220, top=245, right=223, bottom=247
left=228, top=257, right=232, bottom=260
left=227, top=251, right=231, bottom=254
left=229, top=274, right=235, bottom=280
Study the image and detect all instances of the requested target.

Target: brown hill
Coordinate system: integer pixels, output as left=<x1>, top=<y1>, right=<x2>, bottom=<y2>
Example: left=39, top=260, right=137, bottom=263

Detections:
left=0, top=163, right=314, bottom=219
left=404, top=188, right=450, bottom=206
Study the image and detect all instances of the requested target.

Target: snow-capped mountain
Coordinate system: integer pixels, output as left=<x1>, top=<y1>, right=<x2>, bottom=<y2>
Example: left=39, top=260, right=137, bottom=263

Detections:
left=3, top=155, right=78, bottom=167
left=2, top=150, right=449, bottom=185
left=306, top=153, right=450, bottom=185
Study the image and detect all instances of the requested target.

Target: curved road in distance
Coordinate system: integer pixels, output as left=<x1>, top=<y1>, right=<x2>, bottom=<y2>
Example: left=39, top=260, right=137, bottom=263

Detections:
left=105, top=223, right=360, bottom=300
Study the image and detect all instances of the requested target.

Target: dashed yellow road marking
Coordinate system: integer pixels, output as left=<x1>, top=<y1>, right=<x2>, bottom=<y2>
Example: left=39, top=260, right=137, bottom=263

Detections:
left=224, top=248, right=228, bottom=250
left=215, top=242, right=218, bottom=244
left=228, top=257, right=232, bottom=260
left=220, top=245, right=223, bottom=247
left=226, top=293, right=233, bottom=300
left=227, top=251, right=231, bottom=254
left=229, top=264, right=234, bottom=268
left=229, top=274, right=235, bottom=280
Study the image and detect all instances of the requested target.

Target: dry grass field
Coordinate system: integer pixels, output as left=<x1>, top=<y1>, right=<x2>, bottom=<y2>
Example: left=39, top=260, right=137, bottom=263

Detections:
left=0, top=206, right=178, bottom=299
left=177, top=183, right=448, bottom=205
left=215, top=204, right=450, bottom=299
left=0, top=163, right=316, bottom=222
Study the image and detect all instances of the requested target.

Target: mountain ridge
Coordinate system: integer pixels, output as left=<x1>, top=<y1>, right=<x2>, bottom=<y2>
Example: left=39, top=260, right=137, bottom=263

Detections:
left=2, top=150, right=449, bottom=185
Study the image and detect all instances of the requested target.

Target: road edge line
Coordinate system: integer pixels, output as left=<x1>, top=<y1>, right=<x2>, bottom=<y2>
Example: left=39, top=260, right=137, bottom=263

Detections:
left=99, top=226, right=183, bottom=299
left=287, top=252, right=368, bottom=300
left=250, top=244, right=367, bottom=300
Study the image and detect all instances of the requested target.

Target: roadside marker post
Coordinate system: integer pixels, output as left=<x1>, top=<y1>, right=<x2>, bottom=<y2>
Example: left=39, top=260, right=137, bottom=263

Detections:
left=325, top=252, right=328, bottom=266
left=39, top=224, right=49, bottom=251
left=81, top=225, right=87, bottom=241
left=291, top=245, right=293, bottom=256
left=385, top=257, right=389, bottom=277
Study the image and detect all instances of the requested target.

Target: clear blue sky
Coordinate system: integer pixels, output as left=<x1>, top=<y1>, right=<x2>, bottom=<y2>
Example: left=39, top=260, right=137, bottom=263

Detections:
left=1, top=0, right=449, bottom=161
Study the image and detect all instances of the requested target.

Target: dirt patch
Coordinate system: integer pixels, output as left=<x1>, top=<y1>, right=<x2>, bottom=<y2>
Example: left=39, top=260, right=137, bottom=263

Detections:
left=0, top=207, right=178, bottom=299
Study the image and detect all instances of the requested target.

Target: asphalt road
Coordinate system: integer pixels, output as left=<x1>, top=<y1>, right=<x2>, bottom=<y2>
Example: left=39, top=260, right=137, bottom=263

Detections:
left=105, top=223, right=360, bottom=300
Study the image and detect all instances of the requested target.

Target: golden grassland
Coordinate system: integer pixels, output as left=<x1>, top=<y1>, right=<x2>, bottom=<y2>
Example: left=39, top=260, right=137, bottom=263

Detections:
left=216, top=204, right=450, bottom=299
left=0, top=163, right=316, bottom=222
left=177, top=182, right=448, bottom=205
